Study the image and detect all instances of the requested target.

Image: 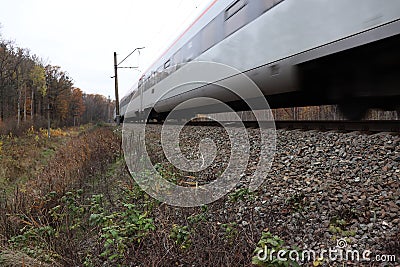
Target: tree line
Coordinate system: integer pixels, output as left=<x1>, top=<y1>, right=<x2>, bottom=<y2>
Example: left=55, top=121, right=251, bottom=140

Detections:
left=0, top=29, right=115, bottom=134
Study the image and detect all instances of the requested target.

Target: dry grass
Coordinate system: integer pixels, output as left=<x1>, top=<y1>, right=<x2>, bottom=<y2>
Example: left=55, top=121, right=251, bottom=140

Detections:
left=0, top=125, right=121, bottom=266
left=0, top=249, right=57, bottom=267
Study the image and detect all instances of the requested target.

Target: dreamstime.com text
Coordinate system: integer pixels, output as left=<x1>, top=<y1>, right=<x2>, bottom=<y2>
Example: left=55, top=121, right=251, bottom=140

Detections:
left=256, top=239, right=397, bottom=264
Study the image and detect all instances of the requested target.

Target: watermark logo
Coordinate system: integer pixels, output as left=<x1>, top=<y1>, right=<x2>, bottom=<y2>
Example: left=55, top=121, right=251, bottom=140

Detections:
left=336, top=238, right=347, bottom=249
left=122, top=61, right=276, bottom=207
left=255, top=238, right=397, bottom=264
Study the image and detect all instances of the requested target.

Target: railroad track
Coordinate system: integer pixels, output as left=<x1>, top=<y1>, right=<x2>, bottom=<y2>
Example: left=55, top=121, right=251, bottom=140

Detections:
left=141, top=120, right=400, bottom=133
left=270, top=120, right=399, bottom=132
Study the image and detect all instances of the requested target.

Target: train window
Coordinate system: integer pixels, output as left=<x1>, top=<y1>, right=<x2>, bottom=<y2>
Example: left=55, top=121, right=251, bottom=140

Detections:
left=225, top=0, right=247, bottom=20
left=164, top=60, right=171, bottom=69
left=173, top=50, right=183, bottom=66
left=260, top=0, right=274, bottom=12
left=201, top=18, right=218, bottom=52
left=145, top=77, right=150, bottom=91
left=156, top=66, right=163, bottom=83
left=184, top=40, right=197, bottom=62
left=149, top=74, right=153, bottom=88
left=225, top=0, right=248, bottom=37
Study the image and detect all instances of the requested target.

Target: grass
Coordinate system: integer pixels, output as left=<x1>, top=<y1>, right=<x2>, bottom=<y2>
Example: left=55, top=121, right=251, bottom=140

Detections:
left=0, top=123, right=283, bottom=266
left=0, top=126, right=90, bottom=195
left=0, top=124, right=121, bottom=266
left=0, top=248, right=55, bottom=267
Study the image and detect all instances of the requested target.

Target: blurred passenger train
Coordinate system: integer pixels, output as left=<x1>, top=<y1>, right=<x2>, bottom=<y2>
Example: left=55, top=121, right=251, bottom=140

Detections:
left=119, top=0, right=400, bottom=121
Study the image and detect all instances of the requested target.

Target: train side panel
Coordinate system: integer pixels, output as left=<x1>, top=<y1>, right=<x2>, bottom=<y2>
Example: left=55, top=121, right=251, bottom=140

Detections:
left=123, top=0, right=400, bottom=120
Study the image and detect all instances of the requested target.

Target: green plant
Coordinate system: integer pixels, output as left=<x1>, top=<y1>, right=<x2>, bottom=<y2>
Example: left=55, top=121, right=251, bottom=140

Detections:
left=154, top=163, right=178, bottom=184
left=228, top=188, right=254, bottom=202
left=286, top=193, right=308, bottom=212
left=328, top=217, right=356, bottom=237
left=83, top=253, right=94, bottom=267
left=221, top=222, right=238, bottom=241
left=8, top=224, right=61, bottom=264
left=169, top=224, right=191, bottom=249
left=59, top=189, right=85, bottom=230
left=252, top=230, right=301, bottom=267
left=88, top=194, right=106, bottom=225
left=89, top=197, right=155, bottom=262
left=0, top=126, right=124, bottom=266
left=8, top=189, right=87, bottom=264
left=187, top=213, right=207, bottom=224
left=187, top=205, right=208, bottom=224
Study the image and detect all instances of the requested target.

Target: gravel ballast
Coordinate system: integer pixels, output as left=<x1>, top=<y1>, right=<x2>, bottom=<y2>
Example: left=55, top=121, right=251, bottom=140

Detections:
left=139, top=125, right=400, bottom=266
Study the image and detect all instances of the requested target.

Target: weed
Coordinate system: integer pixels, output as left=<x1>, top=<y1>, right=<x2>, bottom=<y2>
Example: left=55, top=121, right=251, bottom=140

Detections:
left=221, top=222, right=238, bottom=241
left=83, top=254, right=94, bottom=267
left=170, top=224, right=191, bottom=249
left=154, top=163, right=178, bottom=184
left=8, top=225, right=61, bottom=264
left=187, top=205, right=208, bottom=224
left=228, top=188, right=254, bottom=202
left=286, top=193, right=308, bottom=212
left=328, top=217, right=356, bottom=238
left=39, top=128, right=68, bottom=137
left=8, top=189, right=86, bottom=264
left=252, top=229, right=301, bottom=267
left=89, top=194, right=155, bottom=262
left=0, top=126, right=122, bottom=265
left=187, top=213, right=207, bottom=224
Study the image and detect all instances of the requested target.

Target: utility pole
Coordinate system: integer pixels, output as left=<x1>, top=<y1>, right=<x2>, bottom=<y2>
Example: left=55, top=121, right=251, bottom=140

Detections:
left=114, top=52, right=120, bottom=125
left=112, top=47, right=144, bottom=126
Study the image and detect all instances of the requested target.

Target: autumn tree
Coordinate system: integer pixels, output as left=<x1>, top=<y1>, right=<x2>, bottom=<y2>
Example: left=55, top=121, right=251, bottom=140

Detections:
left=1, top=30, right=113, bottom=134
left=45, top=65, right=74, bottom=125
left=70, top=87, right=85, bottom=126
left=82, top=94, right=114, bottom=124
left=0, top=40, right=21, bottom=121
left=29, top=63, right=47, bottom=120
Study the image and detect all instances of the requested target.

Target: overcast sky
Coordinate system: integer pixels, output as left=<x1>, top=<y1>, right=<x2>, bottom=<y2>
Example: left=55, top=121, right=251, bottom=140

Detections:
left=0, top=0, right=213, bottom=99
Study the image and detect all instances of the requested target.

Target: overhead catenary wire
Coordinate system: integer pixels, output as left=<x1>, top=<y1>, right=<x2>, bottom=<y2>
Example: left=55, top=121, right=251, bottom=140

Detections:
left=121, top=0, right=208, bottom=95
left=117, top=47, right=145, bottom=67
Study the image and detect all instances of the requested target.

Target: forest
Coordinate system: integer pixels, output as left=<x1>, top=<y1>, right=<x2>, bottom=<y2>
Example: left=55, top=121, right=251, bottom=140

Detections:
left=0, top=30, right=115, bottom=135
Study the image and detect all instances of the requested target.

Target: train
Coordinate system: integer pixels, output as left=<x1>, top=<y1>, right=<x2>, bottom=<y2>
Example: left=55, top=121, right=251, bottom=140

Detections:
left=119, top=0, right=400, bottom=121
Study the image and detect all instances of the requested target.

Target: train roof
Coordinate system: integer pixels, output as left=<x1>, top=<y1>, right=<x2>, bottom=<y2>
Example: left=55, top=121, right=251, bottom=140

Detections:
left=122, top=0, right=233, bottom=100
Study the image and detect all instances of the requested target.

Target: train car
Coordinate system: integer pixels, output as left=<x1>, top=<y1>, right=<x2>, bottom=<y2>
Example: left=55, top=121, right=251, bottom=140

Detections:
left=120, top=0, right=400, bottom=121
